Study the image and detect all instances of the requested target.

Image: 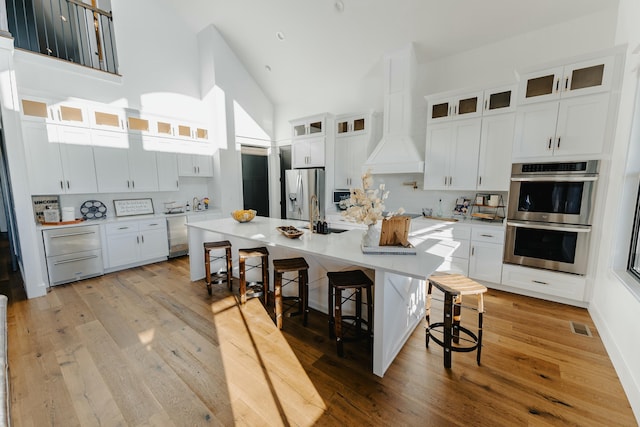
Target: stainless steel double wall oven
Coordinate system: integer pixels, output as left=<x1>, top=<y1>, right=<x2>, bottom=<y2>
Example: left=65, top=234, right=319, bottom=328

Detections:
left=504, top=160, right=599, bottom=275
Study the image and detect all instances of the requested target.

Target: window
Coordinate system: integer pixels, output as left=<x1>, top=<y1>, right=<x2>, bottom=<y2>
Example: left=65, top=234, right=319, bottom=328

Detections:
left=6, top=0, right=118, bottom=74
left=629, top=185, right=640, bottom=280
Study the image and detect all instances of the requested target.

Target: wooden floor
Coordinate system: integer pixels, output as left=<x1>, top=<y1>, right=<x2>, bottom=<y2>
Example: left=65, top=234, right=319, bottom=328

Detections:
left=2, top=239, right=636, bottom=426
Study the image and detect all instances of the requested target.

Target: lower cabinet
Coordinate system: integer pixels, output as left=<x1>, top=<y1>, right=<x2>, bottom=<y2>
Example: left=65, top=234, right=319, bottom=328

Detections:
left=501, top=264, right=587, bottom=302
left=104, top=219, right=168, bottom=269
left=468, top=226, right=505, bottom=283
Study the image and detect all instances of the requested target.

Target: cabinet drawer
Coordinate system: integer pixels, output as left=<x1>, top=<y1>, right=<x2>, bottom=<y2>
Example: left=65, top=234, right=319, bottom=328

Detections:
left=416, top=222, right=471, bottom=240
left=423, top=237, right=469, bottom=260
left=43, top=225, right=101, bottom=256
left=46, top=249, right=103, bottom=285
left=139, top=220, right=166, bottom=232
left=471, top=226, right=505, bottom=244
left=105, top=222, right=139, bottom=235
left=501, top=264, right=586, bottom=301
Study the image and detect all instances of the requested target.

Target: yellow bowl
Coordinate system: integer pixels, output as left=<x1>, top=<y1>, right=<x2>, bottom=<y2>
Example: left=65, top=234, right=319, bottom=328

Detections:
left=231, top=209, right=256, bottom=223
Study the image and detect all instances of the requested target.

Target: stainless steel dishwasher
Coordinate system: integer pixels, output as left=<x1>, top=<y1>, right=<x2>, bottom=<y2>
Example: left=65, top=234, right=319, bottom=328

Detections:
left=166, top=214, right=188, bottom=257
left=42, top=224, right=104, bottom=286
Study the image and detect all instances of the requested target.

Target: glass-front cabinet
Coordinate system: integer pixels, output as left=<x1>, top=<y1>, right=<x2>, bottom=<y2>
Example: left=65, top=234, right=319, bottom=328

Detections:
left=291, top=114, right=327, bottom=139
left=518, top=56, right=614, bottom=105
left=427, top=91, right=483, bottom=122
left=482, top=85, right=517, bottom=115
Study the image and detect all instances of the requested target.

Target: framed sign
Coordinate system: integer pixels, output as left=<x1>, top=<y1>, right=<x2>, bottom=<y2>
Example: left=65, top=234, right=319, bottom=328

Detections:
left=113, top=198, right=155, bottom=217
left=32, top=195, right=60, bottom=224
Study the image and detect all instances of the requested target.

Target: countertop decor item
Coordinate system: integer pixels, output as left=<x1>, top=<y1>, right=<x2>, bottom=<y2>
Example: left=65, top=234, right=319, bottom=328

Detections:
left=80, top=200, right=107, bottom=220
left=113, top=198, right=154, bottom=217
left=231, top=209, right=256, bottom=223
left=276, top=225, right=304, bottom=239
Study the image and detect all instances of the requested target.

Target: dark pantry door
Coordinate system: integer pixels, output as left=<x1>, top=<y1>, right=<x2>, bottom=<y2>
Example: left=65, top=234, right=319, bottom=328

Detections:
left=241, top=148, right=269, bottom=216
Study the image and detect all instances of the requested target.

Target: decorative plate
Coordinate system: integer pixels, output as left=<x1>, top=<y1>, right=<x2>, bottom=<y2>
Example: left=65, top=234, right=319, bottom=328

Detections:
left=80, top=200, right=107, bottom=220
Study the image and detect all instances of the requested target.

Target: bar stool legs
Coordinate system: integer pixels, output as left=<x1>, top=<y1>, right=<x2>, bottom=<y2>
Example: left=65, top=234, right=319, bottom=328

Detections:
left=203, top=240, right=233, bottom=295
left=273, top=257, right=309, bottom=329
left=238, top=247, right=269, bottom=305
left=327, top=270, right=373, bottom=358
left=425, top=274, right=487, bottom=368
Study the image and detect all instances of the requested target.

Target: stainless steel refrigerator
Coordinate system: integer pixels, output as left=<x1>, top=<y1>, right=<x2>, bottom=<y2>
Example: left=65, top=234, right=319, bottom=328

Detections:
left=285, top=168, right=325, bottom=221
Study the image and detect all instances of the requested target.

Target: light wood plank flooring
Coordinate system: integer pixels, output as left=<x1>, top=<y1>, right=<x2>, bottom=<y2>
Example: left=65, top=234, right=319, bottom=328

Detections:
left=2, top=245, right=636, bottom=426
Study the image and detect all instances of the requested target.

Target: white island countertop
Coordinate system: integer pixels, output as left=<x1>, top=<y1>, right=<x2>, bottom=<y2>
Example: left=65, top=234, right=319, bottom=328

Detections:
left=187, top=216, right=452, bottom=377
left=187, top=216, right=447, bottom=280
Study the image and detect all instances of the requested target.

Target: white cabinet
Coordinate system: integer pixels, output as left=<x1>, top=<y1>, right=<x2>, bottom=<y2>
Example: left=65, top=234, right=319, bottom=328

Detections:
left=427, top=91, right=483, bottom=122
left=469, top=226, right=505, bottom=284
left=291, top=115, right=326, bottom=138
left=414, top=221, right=471, bottom=275
left=94, top=136, right=159, bottom=192
left=513, top=92, right=609, bottom=160
left=424, top=118, right=481, bottom=190
left=518, top=56, right=614, bottom=105
left=22, top=121, right=97, bottom=194
left=177, top=154, right=213, bottom=177
left=336, top=114, right=367, bottom=137
left=482, top=85, right=517, bottom=116
left=334, top=137, right=367, bottom=188
left=156, top=152, right=180, bottom=191
left=89, top=105, right=126, bottom=132
left=477, top=113, right=514, bottom=191
left=105, top=219, right=168, bottom=269
left=292, top=137, right=325, bottom=168
left=501, top=264, right=587, bottom=302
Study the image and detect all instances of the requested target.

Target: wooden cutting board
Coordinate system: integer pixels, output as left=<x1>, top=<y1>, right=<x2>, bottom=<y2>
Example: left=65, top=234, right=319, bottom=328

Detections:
left=379, top=216, right=411, bottom=247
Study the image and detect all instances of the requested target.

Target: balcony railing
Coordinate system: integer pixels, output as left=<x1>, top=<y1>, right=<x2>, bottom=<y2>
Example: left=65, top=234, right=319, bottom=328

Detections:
left=6, top=0, right=118, bottom=74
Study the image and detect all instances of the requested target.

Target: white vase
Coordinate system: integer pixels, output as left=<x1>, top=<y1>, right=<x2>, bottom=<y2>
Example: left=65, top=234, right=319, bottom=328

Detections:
left=362, top=224, right=380, bottom=247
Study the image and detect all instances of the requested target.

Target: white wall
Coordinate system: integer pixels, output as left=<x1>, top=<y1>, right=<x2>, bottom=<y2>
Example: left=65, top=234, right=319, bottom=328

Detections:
left=588, top=0, right=640, bottom=420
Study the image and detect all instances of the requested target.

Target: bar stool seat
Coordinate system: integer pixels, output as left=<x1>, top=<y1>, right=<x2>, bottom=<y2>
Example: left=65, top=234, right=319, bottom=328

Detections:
left=272, top=257, right=309, bottom=329
left=203, top=240, right=232, bottom=295
left=327, top=270, right=373, bottom=357
left=425, top=274, right=487, bottom=368
left=238, top=247, right=269, bottom=305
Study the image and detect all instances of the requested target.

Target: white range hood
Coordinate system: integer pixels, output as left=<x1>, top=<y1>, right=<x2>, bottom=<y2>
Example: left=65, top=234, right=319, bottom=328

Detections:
left=364, top=43, right=424, bottom=174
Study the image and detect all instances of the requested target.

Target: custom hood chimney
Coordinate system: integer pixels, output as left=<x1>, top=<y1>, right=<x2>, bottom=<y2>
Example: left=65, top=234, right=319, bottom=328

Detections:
left=364, top=43, right=424, bottom=174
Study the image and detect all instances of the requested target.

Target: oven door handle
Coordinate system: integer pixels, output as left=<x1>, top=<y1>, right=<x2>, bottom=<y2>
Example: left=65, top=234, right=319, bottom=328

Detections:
left=507, top=220, right=591, bottom=233
left=510, top=175, right=598, bottom=182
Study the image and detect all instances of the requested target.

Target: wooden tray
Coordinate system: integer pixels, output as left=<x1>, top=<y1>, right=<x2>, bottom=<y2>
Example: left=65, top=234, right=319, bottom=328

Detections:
left=41, top=219, right=85, bottom=226
left=276, top=226, right=304, bottom=239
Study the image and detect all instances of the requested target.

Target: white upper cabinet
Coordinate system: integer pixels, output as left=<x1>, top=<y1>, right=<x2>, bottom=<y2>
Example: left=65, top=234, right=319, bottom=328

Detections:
left=177, top=154, right=213, bottom=177
left=513, top=92, right=609, bottom=160
left=292, top=136, right=325, bottom=168
left=89, top=105, right=126, bottom=132
left=427, top=91, right=484, bottom=122
left=477, top=113, right=515, bottom=191
left=291, top=114, right=326, bottom=139
left=424, top=118, right=481, bottom=190
left=156, top=152, right=180, bottom=191
left=518, top=56, right=614, bottom=105
left=336, top=114, right=367, bottom=137
left=482, top=85, right=517, bottom=116
left=94, top=136, right=159, bottom=192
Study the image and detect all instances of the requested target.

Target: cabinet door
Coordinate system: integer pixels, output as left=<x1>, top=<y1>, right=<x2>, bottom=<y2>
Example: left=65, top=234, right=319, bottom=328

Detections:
left=469, top=241, right=503, bottom=283
left=554, top=93, right=609, bottom=158
left=477, top=114, right=514, bottom=191
left=90, top=107, right=126, bottom=132
left=177, top=154, right=196, bottom=176
left=454, top=92, right=483, bottom=120
left=449, top=119, right=481, bottom=190
left=156, top=152, right=179, bottom=191
left=55, top=102, right=90, bottom=127
left=193, top=155, right=213, bottom=177
left=306, top=138, right=325, bottom=167
left=291, top=140, right=309, bottom=168
left=106, top=232, right=139, bottom=268
left=93, top=146, right=132, bottom=192
left=513, top=102, right=560, bottom=159
left=128, top=138, right=159, bottom=191
left=334, top=139, right=349, bottom=188
left=57, top=125, right=92, bottom=145
left=483, top=85, right=516, bottom=115
left=428, top=97, right=453, bottom=122
left=59, top=143, right=98, bottom=194
left=139, top=228, right=169, bottom=261
left=424, top=124, right=452, bottom=190
left=348, top=138, right=368, bottom=187
left=518, top=66, right=563, bottom=105
left=22, top=122, right=66, bottom=194
left=562, top=56, right=614, bottom=98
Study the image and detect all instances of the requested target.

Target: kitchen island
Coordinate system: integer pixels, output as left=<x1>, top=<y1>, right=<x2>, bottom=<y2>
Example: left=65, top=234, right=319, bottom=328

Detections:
left=187, top=216, right=449, bottom=377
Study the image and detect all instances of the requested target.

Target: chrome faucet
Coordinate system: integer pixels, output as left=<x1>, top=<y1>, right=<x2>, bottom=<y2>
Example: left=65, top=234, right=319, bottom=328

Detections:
left=310, top=194, right=318, bottom=232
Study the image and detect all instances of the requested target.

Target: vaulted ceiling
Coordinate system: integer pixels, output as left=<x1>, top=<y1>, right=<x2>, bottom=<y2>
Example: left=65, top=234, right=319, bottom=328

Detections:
left=165, top=0, right=617, bottom=108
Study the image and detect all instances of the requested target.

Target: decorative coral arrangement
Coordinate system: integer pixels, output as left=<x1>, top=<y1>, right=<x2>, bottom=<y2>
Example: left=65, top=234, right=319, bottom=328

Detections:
left=342, top=169, right=404, bottom=226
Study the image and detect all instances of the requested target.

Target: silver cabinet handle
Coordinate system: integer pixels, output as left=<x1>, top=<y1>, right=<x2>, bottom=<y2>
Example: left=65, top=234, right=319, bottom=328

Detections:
left=471, top=247, right=475, bottom=256
left=66, top=180, right=70, bottom=189
left=51, top=231, right=95, bottom=238
left=132, top=181, right=135, bottom=189
left=532, top=280, right=549, bottom=285
left=53, top=254, right=98, bottom=265
left=136, top=236, right=140, bottom=244
left=60, top=181, right=64, bottom=190
left=507, top=220, right=591, bottom=233
left=548, top=138, right=553, bottom=150
left=511, top=176, right=597, bottom=182
left=480, top=234, right=494, bottom=238
left=118, top=226, right=129, bottom=230
left=141, top=235, right=144, bottom=243
left=557, top=137, right=561, bottom=149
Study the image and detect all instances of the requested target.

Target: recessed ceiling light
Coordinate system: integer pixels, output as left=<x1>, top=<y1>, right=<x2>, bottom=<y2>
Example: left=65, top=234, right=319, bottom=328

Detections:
left=276, top=31, right=285, bottom=41
left=265, top=65, right=272, bottom=72
left=334, top=0, right=344, bottom=12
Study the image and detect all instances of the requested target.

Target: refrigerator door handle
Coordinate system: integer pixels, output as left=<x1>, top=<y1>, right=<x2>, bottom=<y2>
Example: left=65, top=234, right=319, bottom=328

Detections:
left=297, top=173, right=304, bottom=217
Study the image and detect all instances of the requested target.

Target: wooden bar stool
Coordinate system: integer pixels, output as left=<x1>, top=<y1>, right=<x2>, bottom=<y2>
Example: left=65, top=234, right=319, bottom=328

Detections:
left=327, top=270, right=373, bottom=357
left=425, top=273, right=487, bottom=368
left=238, top=247, right=269, bottom=305
left=203, top=240, right=232, bottom=295
left=272, top=257, right=309, bottom=329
